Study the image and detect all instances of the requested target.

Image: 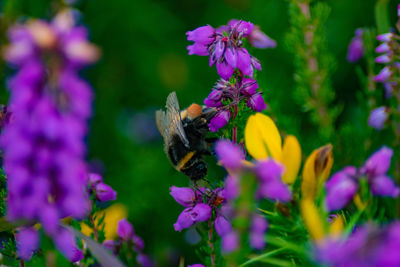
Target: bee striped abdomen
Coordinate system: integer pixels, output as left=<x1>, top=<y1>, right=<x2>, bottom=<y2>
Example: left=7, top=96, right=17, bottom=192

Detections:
left=176, top=151, right=195, bottom=171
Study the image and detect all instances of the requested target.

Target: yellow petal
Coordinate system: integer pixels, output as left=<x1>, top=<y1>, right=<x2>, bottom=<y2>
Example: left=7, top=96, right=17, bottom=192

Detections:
left=281, top=135, right=302, bottom=184
left=301, top=144, right=333, bottom=199
left=244, top=113, right=282, bottom=160
left=300, top=198, right=325, bottom=243
left=81, top=203, right=128, bottom=240
left=329, top=215, right=344, bottom=238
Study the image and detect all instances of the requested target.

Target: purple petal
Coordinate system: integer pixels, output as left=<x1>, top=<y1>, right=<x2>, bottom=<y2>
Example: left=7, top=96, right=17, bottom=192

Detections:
left=214, top=40, right=225, bottom=61
left=236, top=48, right=253, bottom=76
left=204, top=89, right=223, bottom=108
left=215, top=140, right=244, bottom=169
left=225, top=175, right=239, bottom=200
left=174, top=208, right=195, bottom=231
left=215, top=215, right=232, bottom=237
left=224, top=46, right=237, bottom=68
left=187, top=43, right=209, bottom=56
left=370, top=175, right=399, bottom=197
left=117, top=219, right=134, bottom=240
left=249, top=231, right=266, bottom=250
left=222, top=231, right=239, bottom=252
left=376, top=43, right=391, bottom=53
left=325, top=170, right=358, bottom=211
left=191, top=203, right=211, bottom=222
left=247, top=93, right=267, bottom=112
left=53, top=228, right=83, bottom=262
left=89, top=173, right=103, bottom=186
left=362, top=146, right=393, bottom=176
left=95, top=183, right=117, bottom=202
left=376, top=54, right=391, bottom=63
left=249, top=27, right=277, bottom=49
left=186, top=25, right=215, bottom=45
left=376, top=33, right=393, bottom=42
left=209, top=110, right=230, bottom=132
left=368, top=106, right=388, bottom=130
left=255, top=160, right=285, bottom=183
left=40, top=205, right=59, bottom=235
left=240, top=78, right=258, bottom=96
left=170, top=186, right=196, bottom=207
left=257, top=181, right=292, bottom=202
left=16, top=227, right=39, bottom=260
left=251, top=215, right=268, bottom=233
left=375, top=67, right=392, bottom=82
left=216, top=61, right=235, bottom=80
left=347, top=29, right=364, bottom=62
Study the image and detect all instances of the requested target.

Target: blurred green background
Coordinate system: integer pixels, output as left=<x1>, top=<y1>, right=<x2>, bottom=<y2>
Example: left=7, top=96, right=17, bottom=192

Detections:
left=0, top=0, right=398, bottom=265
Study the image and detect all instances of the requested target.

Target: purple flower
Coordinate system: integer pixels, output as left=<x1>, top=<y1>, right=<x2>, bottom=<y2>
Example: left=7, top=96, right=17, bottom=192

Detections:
left=248, top=26, right=276, bottom=49
left=89, top=173, right=103, bottom=186
left=137, top=254, right=153, bottom=267
left=95, top=183, right=117, bottom=202
left=16, top=227, right=39, bottom=260
left=188, top=265, right=205, bottom=267
left=117, top=219, right=134, bottom=240
left=375, top=66, right=392, bottom=82
left=316, top=222, right=400, bottom=267
left=376, top=54, right=391, bottom=63
left=170, top=186, right=196, bottom=207
left=249, top=215, right=268, bottom=250
left=362, top=146, right=393, bottom=177
left=225, top=175, right=239, bottom=200
left=187, top=20, right=261, bottom=79
left=377, top=33, right=393, bottom=42
left=376, top=42, right=391, bottom=53
left=222, top=231, right=239, bottom=252
left=325, top=167, right=358, bottom=211
left=347, top=29, right=364, bottom=62
left=215, top=140, right=244, bottom=169
left=215, top=214, right=232, bottom=237
left=209, top=110, right=230, bottom=132
left=247, top=93, right=267, bottom=112
left=368, top=106, right=388, bottom=130
left=174, top=203, right=212, bottom=231
left=2, top=10, right=97, bottom=262
left=204, top=89, right=223, bottom=107
left=255, top=160, right=291, bottom=202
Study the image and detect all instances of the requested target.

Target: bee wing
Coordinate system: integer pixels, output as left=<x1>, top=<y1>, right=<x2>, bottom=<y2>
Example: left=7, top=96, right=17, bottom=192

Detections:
left=155, top=92, right=190, bottom=149
left=166, top=92, right=190, bottom=148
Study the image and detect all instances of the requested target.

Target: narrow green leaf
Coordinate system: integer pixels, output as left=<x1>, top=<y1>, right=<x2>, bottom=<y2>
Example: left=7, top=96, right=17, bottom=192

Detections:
left=375, top=0, right=391, bottom=34
left=239, top=247, right=287, bottom=266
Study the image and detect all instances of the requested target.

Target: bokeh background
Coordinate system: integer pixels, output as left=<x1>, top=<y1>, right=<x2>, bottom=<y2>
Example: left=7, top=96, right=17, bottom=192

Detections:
left=0, top=0, right=398, bottom=265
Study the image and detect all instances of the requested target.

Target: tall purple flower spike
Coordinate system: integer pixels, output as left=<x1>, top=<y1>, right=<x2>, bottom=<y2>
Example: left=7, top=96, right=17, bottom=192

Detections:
left=2, top=10, right=99, bottom=261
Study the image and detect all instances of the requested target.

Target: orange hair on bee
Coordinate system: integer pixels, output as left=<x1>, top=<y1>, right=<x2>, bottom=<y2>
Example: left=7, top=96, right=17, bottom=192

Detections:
left=187, top=104, right=202, bottom=119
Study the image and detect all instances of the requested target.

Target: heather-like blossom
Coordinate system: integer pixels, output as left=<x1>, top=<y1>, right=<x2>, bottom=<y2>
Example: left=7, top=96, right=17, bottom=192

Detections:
left=16, top=227, right=39, bottom=261
left=2, top=10, right=99, bottom=261
left=103, top=218, right=151, bottom=267
left=316, top=222, right=400, bottom=267
left=205, top=78, right=267, bottom=132
left=222, top=231, right=239, bottom=252
left=187, top=20, right=271, bottom=79
left=325, top=147, right=399, bottom=211
left=88, top=173, right=117, bottom=202
left=347, top=28, right=364, bottom=62
left=368, top=106, right=388, bottom=129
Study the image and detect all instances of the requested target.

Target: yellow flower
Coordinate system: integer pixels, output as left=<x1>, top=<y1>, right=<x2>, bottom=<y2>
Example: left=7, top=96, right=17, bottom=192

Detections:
left=301, top=144, right=333, bottom=199
left=244, top=113, right=301, bottom=184
left=81, top=203, right=128, bottom=240
left=329, top=215, right=344, bottom=238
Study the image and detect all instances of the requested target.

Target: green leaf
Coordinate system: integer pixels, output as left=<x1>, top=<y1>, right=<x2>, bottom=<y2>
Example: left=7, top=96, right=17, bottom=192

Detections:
left=375, top=0, right=391, bottom=34
left=239, top=247, right=287, bottom=266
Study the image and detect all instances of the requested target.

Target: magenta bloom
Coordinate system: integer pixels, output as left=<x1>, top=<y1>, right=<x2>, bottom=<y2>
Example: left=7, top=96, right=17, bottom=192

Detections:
left=255, top=160, right=291, bottom=202
left=215, top=140, right=244, bottom=169
left=248, top=26, right=277, bottom=49
left=95, top=183, right=117, bottom=202
left=170, top=186, right=196, bottom=207
left=347, top=28, right=364, bottom=62
left=247, top=93, right=267, bottom=112
left=368, top=106, right=388, bottom=130
left=117, top=219, right=134, bottom=240
left=249, top=215, right=268, bottom=250
left=187, top=20, right=262, bottom=79
left=209, top=109, right=230, bottom=132
left=174, top=203, right=212, bottom=231
left=375, top=66, right=392, bottom=82
left=222, top=231, right=239, bottom=252
left=325, top=167, right=359, bottom=211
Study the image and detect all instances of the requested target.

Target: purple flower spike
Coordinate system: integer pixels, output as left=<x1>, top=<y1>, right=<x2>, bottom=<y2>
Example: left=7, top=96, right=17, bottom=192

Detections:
left=249, top=215, right=268, bottom=250
left=186, top=25, right=215, bottom=45
left=325, top=167, right=358, bottom=211
left=247, top=93, right=267, bottom=112
left=53, top=228, right=83, bottom=262
left=248, top=26, right=277, bottom=49
left=375, top=66, right=392, bottom=82
left=117, top=219, right=134, bottom=240
left=222, top=231, right=239, bottom=252
left=362, top=146, right=393, bottom=177
left=215, top=215, right=232, bottom=237
left=347, top=29, right=364, bottom=62
left=16, top=227, right=39, bottom=260
left=209, top=110, right=230, bottom=132
left=95, top=183, right=117, bottom=202
left=215, top=140, right=244, bottom=169
left=256, top=160, right=291, bottom=202
left=170, top=186, right=196, bottom=207
left=368, top=106, right=388, bottom=130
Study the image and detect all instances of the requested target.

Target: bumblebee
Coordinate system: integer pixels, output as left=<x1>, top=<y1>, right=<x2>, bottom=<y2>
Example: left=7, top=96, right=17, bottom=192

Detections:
left=155, top=92, right=216, bottom=181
